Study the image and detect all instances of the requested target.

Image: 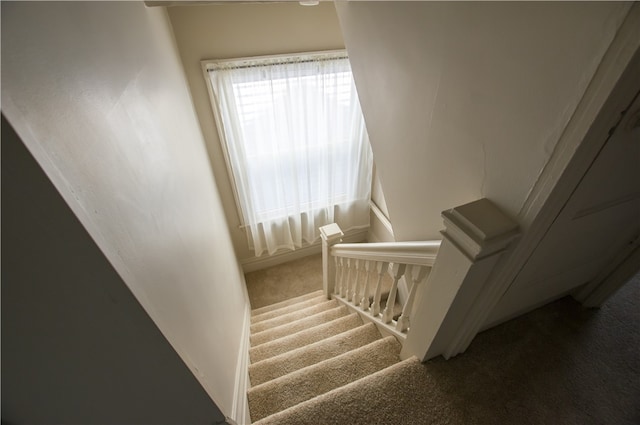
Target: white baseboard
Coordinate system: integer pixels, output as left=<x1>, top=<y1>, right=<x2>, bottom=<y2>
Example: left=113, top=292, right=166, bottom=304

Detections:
left=229, top=301, right=251, bottom=425
left=241, top=228, right=368, bottom=273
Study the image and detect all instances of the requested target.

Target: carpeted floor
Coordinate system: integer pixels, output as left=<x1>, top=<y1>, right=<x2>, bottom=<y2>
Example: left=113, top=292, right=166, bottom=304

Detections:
left=245, top=255, right=323, bottom=309
left=245, top=256, right=640, bottom=424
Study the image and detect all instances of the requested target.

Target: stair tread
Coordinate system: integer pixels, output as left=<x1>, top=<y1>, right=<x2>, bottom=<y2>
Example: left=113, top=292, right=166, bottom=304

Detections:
left=249, top=313, right=363, bottom=363
left=250, top=306, right=349, bottom=347
left=248, top=336, right=401, bottom=422
left=249, top=323, right=382, bottom=386
left=251, top=290, right=324, bottom=317
left=251, top=357, right=424, bottom=425
left=250, top=299, right=338, bottom=334
left=252, top=294, right=329, bottom=325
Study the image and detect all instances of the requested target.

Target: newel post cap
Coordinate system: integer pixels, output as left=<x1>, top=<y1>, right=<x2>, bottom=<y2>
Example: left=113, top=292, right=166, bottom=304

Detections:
left=320, top=223, right=344, bottom=243
left=441, top=198, right=520, bottom=260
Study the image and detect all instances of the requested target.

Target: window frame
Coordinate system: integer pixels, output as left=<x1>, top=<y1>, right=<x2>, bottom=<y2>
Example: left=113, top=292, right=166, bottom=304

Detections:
left=201, top=49, right=352, bottom=228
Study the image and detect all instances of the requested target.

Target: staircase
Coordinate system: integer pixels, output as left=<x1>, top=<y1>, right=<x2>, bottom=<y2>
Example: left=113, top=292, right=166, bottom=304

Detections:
left=247, top=289, right=406, bottom=424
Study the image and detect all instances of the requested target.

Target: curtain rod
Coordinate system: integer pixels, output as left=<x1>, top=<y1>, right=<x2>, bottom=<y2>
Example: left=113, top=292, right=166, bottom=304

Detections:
left=206, top=53, right=349, bottom=72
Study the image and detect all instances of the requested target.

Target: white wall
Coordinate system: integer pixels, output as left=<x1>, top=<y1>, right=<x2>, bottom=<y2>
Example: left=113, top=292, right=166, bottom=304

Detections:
left=2, top=2, right=247, bottom=419
left=1, top=116, right=225, bottom=424
left=167, top=3, right=346, bottom=263
left=336, top=1, right=630, bottom=241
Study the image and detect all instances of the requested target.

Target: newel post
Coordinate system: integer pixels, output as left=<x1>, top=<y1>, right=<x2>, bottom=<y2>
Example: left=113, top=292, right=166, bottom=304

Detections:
left=401, top=198, right=520, bottom=361
left=320, top=223, right=344, bottom=299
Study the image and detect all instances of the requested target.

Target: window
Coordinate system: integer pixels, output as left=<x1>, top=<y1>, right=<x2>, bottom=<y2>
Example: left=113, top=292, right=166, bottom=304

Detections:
left=204, top=51, right=372, bottom=256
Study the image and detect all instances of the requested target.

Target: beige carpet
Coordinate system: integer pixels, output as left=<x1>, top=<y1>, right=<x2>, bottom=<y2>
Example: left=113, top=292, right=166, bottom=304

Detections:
left=246, top=256, right=640, bottom=425
left=245, top=255, right=323, bottom=309
left=246, top=290, right=402, bottom=422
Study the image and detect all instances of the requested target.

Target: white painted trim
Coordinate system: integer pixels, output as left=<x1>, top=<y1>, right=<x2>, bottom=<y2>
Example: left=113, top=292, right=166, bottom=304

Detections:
left=369, top=200, right=394, bottom=236
left=517, top=5, right=640, bottom=228
left=241, top=228, right=368, bottom=273
left=229, top=300, right=251, bottom=425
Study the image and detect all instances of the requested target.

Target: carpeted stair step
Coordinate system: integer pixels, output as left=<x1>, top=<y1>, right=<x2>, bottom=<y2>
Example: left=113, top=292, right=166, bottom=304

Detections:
left=251, top=290, right=325, bottom=317
left=250, top=313, right=363, bottom=363
left=250, top=305, right=349, bottom=347
left=252, top=294, right=329, bottom=324
left=247, top=336, right=402, bottom=422
left=251, top=357, right=427, bottom=425
left=250, top=299, right=339, bottom=334
left=249, top=323, right=382, bottom=386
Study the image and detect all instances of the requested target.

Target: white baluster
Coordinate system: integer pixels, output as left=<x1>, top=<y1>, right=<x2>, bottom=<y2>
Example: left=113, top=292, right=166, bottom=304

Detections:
left=350, top=259, right=362, bottom=303
left=360, top=260, right=372, bottom=311
left=382, top=263, right=406, bottom=324
left=396, top=266, right=429, bottom=332
left=371, top=261, right=389, bottom=317
left=343, top=258, right=353, bottom=299
left=334, top=256, right=342, bottom=296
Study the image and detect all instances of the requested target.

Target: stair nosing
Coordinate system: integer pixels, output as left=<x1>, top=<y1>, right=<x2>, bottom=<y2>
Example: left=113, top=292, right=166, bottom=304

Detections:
left=249, top=313, right=364, bottom=363
left=248, top=323, right=382, bottom=386
left=247, top=336, right=401, bottom=421
left=250, top=357, right=420, bottom=425
left=250, top=305, right=349, bottom=347
left=248, top=336, right=400, bottom=393
left=251, top=294, right=330, bottom=324
left=251, top=290, right=325, bottom=317
left=250, top=299, right=339, bottom=334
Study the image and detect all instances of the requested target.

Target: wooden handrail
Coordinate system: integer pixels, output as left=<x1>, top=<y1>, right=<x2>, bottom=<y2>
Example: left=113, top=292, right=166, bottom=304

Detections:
left=330, top=241, right=441, bottom=266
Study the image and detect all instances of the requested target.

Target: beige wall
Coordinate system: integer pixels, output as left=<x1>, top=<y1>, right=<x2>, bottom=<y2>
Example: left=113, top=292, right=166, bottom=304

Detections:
left=1, top=116, right=225, bottom=424
left=168, top=3, right=345, bottom=263
left=336, top=1, right=630, bottom=241
left=2, top=2, right=248, bottom=418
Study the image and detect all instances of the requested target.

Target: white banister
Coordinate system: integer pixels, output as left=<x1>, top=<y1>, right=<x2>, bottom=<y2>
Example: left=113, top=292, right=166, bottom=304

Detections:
left=331, top=241, right=440, bottom=266
left=319, top=223, right=442, bottom=340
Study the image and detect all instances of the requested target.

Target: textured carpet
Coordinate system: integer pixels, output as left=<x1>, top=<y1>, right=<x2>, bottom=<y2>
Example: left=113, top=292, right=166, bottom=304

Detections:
left=249, top=313, right=363, bottom=363
left=246, top=290, right=403, bottom=422
left=246, top=257, right=640, bottom=425
left=249, top=323, right=382, bottom=386
left=248, top=336, right=401, bottom=421
left=245, top=255, right=323, bottom=309
left=252, top=292, right=326, bottom=321
left=250, top=305, right=349, bottom=346
left=250, top=299, right=339, bottom=334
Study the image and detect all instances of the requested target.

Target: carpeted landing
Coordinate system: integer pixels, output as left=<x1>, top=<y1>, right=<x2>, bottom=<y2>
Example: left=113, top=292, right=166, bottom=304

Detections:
left=247, top=290, right=405, bottom=423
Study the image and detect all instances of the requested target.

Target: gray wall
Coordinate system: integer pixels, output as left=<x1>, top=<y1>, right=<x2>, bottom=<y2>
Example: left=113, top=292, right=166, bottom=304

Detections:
left=1, top=116, right=225, bottom=424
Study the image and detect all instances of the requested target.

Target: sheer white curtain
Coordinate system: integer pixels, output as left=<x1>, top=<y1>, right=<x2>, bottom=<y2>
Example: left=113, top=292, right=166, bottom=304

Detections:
left=208, top=54, right=372, bottom=256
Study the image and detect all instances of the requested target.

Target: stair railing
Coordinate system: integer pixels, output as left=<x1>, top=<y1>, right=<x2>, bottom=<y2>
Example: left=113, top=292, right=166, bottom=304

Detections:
left=320, top=223, right=441, bottom=339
